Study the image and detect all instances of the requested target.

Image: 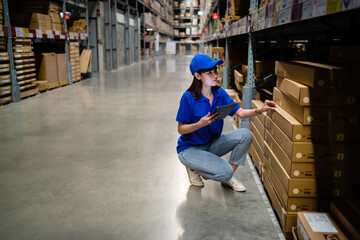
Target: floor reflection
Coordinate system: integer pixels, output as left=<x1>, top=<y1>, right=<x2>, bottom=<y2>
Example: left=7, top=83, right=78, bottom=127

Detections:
left=176, top=185, right=243, bottom=240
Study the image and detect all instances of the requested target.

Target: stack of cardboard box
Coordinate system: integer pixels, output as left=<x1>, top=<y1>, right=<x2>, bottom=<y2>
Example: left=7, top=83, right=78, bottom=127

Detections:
left=0, top=0, right=3, bottom=25
left=253, top=60, right=359, bottom=237
left=48, top=2, right=62, bottom=31
left=38, top=52, right=58, bottom=89
left=274, top=61, right=358, bottom=207
left=13, top=39, right=39, bottom=98
left=69, top=42, right=81, bottom=82
left=69, top=19, right=87, bottom=34
left=233, top=65, right=247, bottom=97
left=37, top=52, right=69, bottom=89
left=29, top=13, right=52, bottom=30
left=56, top=54, right=68, bottom=86
left=0, top=37, right=11, bottom=105
left=249, top=100, right=266, bottom=177
left=225, top=89, right=242, bottom=127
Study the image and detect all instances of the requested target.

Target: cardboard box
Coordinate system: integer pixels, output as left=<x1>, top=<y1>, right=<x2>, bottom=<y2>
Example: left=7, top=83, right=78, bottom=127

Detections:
left=265, top=116, right=316, bottom=162
left=225, top=89, right=241, bottom=103
left=251, top=100, right=266, bottom=125
left=277, top=77, right=358, bottom=106
left=267, top=106, right=359, bottom=143
left=0, top=63, right=10, bottom=69
left=56, top=54, right=68, bottom=82
left=234, top=69, right=244, bottom=83
left=252, top=129, right=265, bottom=159
left=264, top=128, right=313, bottom=163
left=30, top=13, right=43, bottom=22
left=263, top=160, right=317, bottom=212
left=330, top=200, right=360, bottom=240
left=263, top=139, right=317, bottom=197
left=297, top=212, right=349, bottom=240
left=275, top=61, right=349, bottom=88
left=273, top=87, right=358, bottom=125
left=252, top=115, right=265, bottom=139
left=267, top=106, right=311, bottom=142
left=38, top=53, right=57, bottom=84
left=262, top=170, right=298, bottom=233
left=249, top=144, right=263, bottom=176
left=264, top=138, right=316, bottom=180
left=251, top=122, right=265, bottom=153
left=16, top=68, right=35, bottom=75
left=0, top=85, right=11, bottom=96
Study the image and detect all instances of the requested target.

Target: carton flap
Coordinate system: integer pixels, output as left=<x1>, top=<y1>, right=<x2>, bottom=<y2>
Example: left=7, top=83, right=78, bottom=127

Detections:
left=272, top=106, right=301, bottom=126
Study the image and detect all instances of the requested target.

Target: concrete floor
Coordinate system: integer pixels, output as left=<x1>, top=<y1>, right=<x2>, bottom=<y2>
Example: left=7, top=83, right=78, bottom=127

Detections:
left=0, top=56, right=284, bottom=240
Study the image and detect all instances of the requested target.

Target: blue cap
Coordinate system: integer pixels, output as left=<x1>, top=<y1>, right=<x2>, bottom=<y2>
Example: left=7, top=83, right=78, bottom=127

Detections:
left=190, top=54, right=224, bottom=75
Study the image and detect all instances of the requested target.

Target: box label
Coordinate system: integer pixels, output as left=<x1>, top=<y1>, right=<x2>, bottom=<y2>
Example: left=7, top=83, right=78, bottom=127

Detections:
left=304, top=213, right=338, bottom=233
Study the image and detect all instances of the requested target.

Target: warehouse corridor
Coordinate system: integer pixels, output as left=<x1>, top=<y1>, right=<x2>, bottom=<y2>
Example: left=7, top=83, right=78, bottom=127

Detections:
left=0, top=56, right=282, bottom=240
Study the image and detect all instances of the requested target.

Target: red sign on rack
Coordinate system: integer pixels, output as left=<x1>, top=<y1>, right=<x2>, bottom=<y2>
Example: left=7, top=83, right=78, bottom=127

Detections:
left=204, top=27, right=209, bottom=32
left=212, top=13, right=220, bottom=20
left=64, top=13, right=71, bottom=20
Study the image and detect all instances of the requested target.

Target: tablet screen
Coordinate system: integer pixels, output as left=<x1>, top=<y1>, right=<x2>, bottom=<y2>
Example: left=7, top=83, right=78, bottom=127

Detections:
left=210, top=103, right=238, bottom=120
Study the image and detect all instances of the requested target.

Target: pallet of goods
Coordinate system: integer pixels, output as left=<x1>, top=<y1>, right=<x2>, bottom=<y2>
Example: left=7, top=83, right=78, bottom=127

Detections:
left=10, top=1, right=62, bottom=31
left=249, top=57, right=359, bottom=237
left=69, top=42, right=81, bottom=82
left=13, top=39, right=39, bottom=99
left=68, top=19, right=87, bottom=34
left=0, top=37, right=11, bottom=106
left=0, top=0, right=3, bottom=25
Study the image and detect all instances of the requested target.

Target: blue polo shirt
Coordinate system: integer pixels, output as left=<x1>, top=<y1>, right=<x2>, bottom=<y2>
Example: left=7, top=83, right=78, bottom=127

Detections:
left=176, top=87, right=240, bottom=153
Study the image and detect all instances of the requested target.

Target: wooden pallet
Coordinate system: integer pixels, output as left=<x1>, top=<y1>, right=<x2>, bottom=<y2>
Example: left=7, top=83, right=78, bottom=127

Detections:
left=38, top=84, right=49, bottom=92
left=48, top=81, right=60, bottom=89
left=0, top=95, right=12, bottom=106
left=59, top=80, right=69, bottom=87
left=20, top=87, right=39, bottom=99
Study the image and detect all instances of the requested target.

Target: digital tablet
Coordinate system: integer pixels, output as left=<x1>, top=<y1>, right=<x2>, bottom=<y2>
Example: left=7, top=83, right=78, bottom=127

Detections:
left=210, top=103, right=238, bottom=120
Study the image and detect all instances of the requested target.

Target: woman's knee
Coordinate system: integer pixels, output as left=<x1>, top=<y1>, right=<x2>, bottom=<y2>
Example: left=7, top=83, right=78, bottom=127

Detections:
left=214, top=165, right=233, bottom=182
left=234, top=128, right=253, bottom=143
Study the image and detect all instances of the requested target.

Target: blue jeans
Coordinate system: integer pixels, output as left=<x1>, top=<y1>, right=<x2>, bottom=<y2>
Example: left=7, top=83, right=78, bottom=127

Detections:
left=178, top=128, right=253, bottom=182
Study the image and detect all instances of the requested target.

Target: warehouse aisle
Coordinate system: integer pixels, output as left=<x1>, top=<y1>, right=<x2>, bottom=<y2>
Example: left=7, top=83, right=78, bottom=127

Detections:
left=0, top=56, right=283, bottom=240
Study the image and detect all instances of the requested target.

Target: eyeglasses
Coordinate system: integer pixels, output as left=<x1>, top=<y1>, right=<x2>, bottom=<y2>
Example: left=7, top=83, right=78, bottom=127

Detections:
left=203, top=69, right=218, bottom=76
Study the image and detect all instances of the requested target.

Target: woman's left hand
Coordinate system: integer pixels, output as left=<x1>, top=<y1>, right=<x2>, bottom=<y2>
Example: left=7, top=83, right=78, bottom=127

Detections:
left=259, top=100, right=277, bottom=113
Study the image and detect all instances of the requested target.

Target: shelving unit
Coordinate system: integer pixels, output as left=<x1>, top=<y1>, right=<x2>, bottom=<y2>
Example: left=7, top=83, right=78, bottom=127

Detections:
left=200, top=1, right=360, bottom=239
left=0, top=0, right=89, bottom=105
left=0, top=37, right=11, bottom=105
left=136, top=0, right=174, bottom=59
left=173, top=0, right=201, bottom=55
left=13, top=39, right=38, bottom=99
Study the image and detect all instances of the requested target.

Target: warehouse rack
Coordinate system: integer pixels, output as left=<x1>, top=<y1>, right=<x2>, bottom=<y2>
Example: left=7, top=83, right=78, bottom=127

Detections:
left=1, top=0, right=89, bottom=105
left=200, top=1, right=360, bottom=239
left=200, top=0, right=360, bottom=127
left=135, top=0, right=174, bottom=60
left=173, top=0, right=201, bottom=55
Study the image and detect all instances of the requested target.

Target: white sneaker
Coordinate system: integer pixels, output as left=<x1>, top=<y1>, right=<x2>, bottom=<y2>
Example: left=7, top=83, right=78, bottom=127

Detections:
left=186, top=167, right=204, bottom=187
left=221, top=177, right=246, bottom=192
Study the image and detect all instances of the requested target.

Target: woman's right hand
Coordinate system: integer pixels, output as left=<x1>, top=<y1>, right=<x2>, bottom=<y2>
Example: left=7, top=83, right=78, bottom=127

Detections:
left=198, top=112, right=220, bottom=127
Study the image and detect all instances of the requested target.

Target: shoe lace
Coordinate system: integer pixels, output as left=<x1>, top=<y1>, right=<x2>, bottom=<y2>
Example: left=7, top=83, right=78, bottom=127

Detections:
left=193, top=171, right=202, bottom=181
left=230, top=177, right=241, bottom=185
